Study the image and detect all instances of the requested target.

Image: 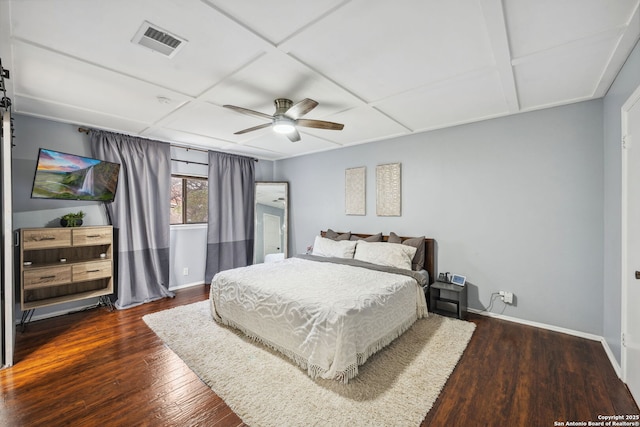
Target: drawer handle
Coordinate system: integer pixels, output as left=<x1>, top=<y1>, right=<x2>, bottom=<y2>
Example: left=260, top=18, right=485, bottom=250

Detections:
left=40, top=275, right=56, bottom=279
left=86, top=235, right=102, bottom=238
left=87, top=269, right=101, bottom=273
left=36, top=237, right=56, bottom=241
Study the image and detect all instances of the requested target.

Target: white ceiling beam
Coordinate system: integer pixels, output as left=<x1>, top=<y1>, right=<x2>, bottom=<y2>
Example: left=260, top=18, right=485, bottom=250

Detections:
left=593, top=3, right=640, bottom=98
left=197, top=1, right=365, bottom=118
left=511, top=26, right=627, bottom=67
left=276, top=0, right=353, bottom=50
left=146, top=51, right=269, bottom=135
left=480, top=0, right=520, bottom=112
left=199, top=0, right=280, bottom=54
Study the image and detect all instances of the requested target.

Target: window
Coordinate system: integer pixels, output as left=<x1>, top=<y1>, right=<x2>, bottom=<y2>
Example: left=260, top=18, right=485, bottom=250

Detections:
left=170, top=175, right=208, bottom=224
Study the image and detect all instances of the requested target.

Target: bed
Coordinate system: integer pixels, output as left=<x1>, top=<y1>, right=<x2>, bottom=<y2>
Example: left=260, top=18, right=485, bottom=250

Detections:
left=209, top=231, right=437, bottom=383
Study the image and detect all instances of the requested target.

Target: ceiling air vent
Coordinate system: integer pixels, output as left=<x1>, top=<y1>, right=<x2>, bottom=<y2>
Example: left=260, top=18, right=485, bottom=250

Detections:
left=132, top=21, right=187, bottom=58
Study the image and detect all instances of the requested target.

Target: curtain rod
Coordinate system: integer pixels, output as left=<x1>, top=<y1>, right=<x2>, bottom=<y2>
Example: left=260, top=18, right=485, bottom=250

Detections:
left=78, top=127, right=207, bottom=152
left=78, top=127, right=258, bottom=162
left=171, top=158, right=208, bottom=166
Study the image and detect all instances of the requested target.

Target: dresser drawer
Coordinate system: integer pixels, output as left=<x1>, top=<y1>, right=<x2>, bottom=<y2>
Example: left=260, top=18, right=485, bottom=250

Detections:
left=22, top=229, right=72, bottom=250
left=72, top=227, right=112, bottom=246
left=23, top=266, right=72, bottom=289
left=72, top=260, right=112, bottom=282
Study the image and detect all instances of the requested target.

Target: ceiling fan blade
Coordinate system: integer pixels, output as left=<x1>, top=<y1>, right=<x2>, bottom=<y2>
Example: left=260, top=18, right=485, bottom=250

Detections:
left=285, top=128, right=301, bottom=142
left=223, top=104, right=273, bottom=121
left=296, top=119, right=344, bottom=131
left=234, top=122, right=272, bottom=135
left=285, top=98, right=318, bottom=119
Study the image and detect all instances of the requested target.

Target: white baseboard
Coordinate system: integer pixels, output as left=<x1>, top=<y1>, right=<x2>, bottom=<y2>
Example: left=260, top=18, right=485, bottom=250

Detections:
left=169, top=281, right=205, bottom=291
left=468, top=308, right=622, bottom=378
left=599, top=337, right=622, bottom=378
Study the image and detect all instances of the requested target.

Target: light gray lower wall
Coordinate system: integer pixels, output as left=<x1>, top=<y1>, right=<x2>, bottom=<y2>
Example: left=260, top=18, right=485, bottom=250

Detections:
left=276, top=100, right=605, bottom=336
left=602, top=39, right=640, bottom=364
left=169, top=224, right=208, bottom=289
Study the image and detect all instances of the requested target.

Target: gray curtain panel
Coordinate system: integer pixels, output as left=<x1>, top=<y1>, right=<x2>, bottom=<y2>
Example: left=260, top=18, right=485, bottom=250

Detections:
left=205, top=151, right=255, bottom=283
left=91, top=130, right=174, bottom=309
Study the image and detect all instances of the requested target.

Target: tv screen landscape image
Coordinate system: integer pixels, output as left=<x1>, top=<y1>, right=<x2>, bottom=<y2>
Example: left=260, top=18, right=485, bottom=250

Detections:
left=31, top=149, right=120, bottom=202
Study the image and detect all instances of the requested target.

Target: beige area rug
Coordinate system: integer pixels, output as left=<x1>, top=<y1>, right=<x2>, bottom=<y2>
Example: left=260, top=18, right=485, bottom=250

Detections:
left=143, top=301, right=476, bottom=427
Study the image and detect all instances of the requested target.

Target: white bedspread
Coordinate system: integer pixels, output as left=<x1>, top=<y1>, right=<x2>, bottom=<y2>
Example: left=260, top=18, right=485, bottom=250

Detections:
left=210, top=257, right=427, bottom=382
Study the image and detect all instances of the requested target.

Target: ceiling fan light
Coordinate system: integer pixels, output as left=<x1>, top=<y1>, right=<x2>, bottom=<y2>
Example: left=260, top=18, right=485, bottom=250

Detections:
left=273, top=118, right=296, bottom=134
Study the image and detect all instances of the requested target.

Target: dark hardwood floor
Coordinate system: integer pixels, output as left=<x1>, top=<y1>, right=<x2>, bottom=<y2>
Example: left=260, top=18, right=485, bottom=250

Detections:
left=1, top=285, right=637, bottom=426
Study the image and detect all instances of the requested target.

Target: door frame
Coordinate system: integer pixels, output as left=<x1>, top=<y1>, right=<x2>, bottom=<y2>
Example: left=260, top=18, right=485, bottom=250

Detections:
left=1, top=110, right=14, bottom=369
left=262, top=212, right=281, bottom=255
left=621, top=83, right=640, bottom=386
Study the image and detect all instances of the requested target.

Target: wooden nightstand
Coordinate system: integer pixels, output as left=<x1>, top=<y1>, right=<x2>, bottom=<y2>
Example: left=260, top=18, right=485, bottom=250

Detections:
left=430, top=281, right=467, bottom=320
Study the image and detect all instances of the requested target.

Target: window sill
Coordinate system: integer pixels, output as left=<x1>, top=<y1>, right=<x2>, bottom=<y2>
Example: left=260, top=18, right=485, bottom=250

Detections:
left=170, top=223, right=207, bottom=230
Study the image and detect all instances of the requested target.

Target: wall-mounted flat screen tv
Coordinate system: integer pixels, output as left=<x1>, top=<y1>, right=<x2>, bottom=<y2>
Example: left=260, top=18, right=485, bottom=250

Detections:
left=31, top=148, right=120, bottom=202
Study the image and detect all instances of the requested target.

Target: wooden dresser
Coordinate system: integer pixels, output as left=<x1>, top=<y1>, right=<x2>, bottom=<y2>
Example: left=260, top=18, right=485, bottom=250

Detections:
left=19, top=226, right=114, bottom=311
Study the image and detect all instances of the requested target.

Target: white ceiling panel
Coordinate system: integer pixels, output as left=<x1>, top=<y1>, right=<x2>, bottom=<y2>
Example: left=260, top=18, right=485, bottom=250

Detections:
left=143, top=127, right=232, bottom=150
left=300, top=106, right=409, bottom=145
left=514, top=37, right=619, bottom=109
left=376, top=69, right=509, bottom=131
left=201, top=51, right=361, bottom=118
left=12, top=42, right=191, bottom=123
left=162, top=102, right=258, bottom=143
left=282, top=0, right=495, bottom=101
left=10, top=0, right=268, bottom=97
left=505, top=0, right=639, bottom=58
left=15, top=96, right=150, bottom=135
left=243, top=131, right=339, bottom=158
left=1, top=0, right=638, bottom=160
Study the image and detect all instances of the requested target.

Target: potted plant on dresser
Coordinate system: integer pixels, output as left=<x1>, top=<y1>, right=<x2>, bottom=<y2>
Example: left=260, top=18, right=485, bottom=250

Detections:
left=60, top=211, right=85, bottom=227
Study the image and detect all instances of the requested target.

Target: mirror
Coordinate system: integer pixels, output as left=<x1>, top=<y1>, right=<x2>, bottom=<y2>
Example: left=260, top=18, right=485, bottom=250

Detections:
left=254, top=182, right=288, bottom=263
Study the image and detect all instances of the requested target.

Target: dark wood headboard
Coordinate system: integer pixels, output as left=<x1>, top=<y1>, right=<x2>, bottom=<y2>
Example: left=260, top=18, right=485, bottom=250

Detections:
left=320, top=231, right=437, bottom=285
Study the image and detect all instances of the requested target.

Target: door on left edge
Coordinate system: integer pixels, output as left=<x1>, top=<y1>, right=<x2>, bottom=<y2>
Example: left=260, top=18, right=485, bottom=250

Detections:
left=1, top=110, right=15, bottom=368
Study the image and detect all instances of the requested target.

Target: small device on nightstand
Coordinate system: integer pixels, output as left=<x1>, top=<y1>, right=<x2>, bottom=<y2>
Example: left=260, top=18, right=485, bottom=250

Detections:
left=450, top=274, right=466, bottom=287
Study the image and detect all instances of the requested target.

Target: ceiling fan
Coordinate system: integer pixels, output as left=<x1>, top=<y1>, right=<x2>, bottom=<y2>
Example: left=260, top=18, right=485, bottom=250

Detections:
left=223, top=98, right=344, bottom=142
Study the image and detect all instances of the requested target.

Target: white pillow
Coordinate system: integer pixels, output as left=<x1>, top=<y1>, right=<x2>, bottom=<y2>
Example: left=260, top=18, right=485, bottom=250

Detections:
left=354, top=241, right=417, bottom=270
left=311, top=235, right=357, bottom=259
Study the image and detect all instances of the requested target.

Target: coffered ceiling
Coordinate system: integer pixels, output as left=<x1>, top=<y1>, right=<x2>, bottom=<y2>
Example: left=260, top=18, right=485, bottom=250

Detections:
left=0, top=0, right=638, bottom=160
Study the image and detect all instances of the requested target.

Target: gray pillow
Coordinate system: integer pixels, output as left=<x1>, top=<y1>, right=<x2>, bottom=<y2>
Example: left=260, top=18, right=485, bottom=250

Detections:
left=350, top=233, right=383, bottom=242
left=388, top=232, right=402, bottom=244
left=326, top=229, right=351, bottom=241
left=389, top=232, right=425, bottom=271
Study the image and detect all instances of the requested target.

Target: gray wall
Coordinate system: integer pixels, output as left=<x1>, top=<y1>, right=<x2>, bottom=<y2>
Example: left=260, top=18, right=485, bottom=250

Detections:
left=276, top=100, right=605, bottom=336
left=12, top=38, right=640, bottom=354
left=12, top=115, right=108, bottom=226
left=603, top=39, right=640, bottom=364
left=11, top=115, right=274, bottom=318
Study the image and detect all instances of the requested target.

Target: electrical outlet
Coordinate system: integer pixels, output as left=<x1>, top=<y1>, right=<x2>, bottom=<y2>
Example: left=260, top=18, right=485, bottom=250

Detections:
left=504, top=291, right=513, bottom=304
left=183, top=267, right=189, bottom=276
left=499, top=290, right=514, bottom=304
